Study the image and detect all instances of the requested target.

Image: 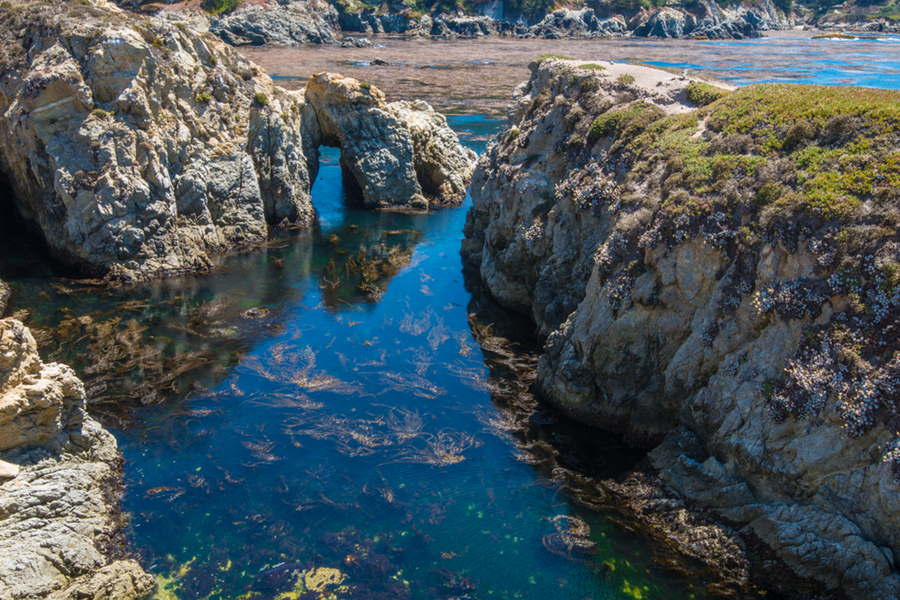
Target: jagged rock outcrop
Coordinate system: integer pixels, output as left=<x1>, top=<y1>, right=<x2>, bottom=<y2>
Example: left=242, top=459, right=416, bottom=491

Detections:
left=0, top=318, right=155, bottom=600
left=218, top=0, right=789, bottom=42
left=0, top=0, right=317, bottom=281
left=210, top=0, right=339, bottom=46
left=305, top=73, right=476, bottom=209
left=464, top=57, right=900, bottom=598
left=530, top=8, right=627, bottom=38
left=0, top=0, right=472, bottom=280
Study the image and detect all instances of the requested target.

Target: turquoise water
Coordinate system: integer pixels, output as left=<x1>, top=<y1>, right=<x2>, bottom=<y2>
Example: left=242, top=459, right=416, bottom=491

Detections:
left=643, top=33, right=900, bottom=88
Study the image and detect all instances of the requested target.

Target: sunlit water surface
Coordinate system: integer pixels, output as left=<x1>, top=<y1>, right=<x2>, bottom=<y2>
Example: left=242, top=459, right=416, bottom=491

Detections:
left=2, top=32, right=899, bottom=600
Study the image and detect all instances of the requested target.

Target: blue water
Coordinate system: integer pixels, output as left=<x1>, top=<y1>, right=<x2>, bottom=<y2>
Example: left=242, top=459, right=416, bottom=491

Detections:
left=643, top=33, right=900, bottom=89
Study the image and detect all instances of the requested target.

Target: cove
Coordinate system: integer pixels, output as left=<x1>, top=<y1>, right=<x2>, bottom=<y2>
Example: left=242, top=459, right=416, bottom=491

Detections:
left=2, top=119, right=735, bottom=599
left=3, top=29, right=900, bottom=600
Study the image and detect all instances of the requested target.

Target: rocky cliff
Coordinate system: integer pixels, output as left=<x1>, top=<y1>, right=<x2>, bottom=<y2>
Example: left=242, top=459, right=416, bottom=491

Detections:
left=199, top=0, right=792, bottom=42
left=0, top=0, right=473, bottom=281
left=463, top=58, right=900, bottom=598
left=0, top=317, right=155, bottom=600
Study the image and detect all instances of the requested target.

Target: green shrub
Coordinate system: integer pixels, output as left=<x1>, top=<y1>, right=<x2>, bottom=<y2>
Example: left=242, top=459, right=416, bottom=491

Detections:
left=360, top=81, right=371, bottom=90
left=253, top=92, right=269, bottom=107
left=617, top=74, right=635, bottom=85
left=536, top=54, right=574, bottom=65
left=203, top=0, right=242, bottom=15
left=588, top=102, right=665, bottom=143
left=196, top=93, right=211, bottom=104
left=91, top=108, right=109, bottom=118
left=686, top=81, right=732, bottom=107
left=580, top=63, right=605, bottom=70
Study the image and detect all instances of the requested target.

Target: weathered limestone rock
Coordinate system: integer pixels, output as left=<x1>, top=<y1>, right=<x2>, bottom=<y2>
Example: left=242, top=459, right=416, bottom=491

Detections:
left=0, top=0, right=474, bottom=281
left=464, top=57, right=900, bottom=598
left=0, top=318, right=154, bottom=599
left=305, top=73, right=476, bottom=209
left=0, top=0, right=317, bottom=281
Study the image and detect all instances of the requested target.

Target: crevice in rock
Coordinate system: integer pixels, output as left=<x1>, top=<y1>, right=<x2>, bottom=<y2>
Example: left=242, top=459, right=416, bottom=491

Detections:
left=0, top=174, right=59, bottom=282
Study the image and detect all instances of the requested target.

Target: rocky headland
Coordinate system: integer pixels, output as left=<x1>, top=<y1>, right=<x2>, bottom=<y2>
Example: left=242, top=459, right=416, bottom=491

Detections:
left=0, top=0, right=474, bottom=282
left=0, top=317, right=155, bottom=600
left=463, top=57, right=900, bottom=598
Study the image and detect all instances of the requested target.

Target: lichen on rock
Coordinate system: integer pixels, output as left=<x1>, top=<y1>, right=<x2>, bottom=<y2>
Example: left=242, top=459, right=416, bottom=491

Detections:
left=464, top=56, right=900, bottom=598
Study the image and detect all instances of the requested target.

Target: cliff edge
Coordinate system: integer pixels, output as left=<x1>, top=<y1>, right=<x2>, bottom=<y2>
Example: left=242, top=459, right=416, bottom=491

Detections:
left=464, top=58, right=900, bottom=598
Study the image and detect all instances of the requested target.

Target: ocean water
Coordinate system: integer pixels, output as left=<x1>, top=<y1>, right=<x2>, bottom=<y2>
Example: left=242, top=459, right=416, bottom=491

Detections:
left=2, top=33, right=899, bottom=600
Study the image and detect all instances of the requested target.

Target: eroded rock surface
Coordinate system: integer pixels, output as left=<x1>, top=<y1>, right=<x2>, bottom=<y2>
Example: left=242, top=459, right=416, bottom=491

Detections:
left=0, top=318, right=154, bottom=600
left=0, top=0, right=472, bottom=280
left=305, top=72, right=475, bottom=209
left=464, top=57, right=900, bottom=598
left=210, top=0, right=339, bottom=46
left=0, top=0, right=316, bottom=281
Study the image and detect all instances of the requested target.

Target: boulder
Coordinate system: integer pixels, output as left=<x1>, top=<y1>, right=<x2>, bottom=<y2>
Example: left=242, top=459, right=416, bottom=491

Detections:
left=305, top=73, right=475, bottom=209
left=210, top=0, right=339, bottom=46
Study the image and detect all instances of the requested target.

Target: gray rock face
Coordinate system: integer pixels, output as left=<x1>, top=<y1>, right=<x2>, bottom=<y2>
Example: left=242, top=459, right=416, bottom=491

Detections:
left=530, top=9, right=626, bottom=38
left=463, top=58, right=900, bottom=598
left=0, top=0, right=472, bottom=281
left=0, top=0, right=317, bottom=281
left=0, top=279, right=9, bottom=316
left=210, top=0, right=339, bottom=46
left=0, top=318, right=155, bottom=600
left=305, top=73, right=476, bottom=209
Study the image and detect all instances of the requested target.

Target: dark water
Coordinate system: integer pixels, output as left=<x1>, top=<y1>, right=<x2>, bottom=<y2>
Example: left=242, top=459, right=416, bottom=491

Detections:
left=3, top=34, right=899, bottom=600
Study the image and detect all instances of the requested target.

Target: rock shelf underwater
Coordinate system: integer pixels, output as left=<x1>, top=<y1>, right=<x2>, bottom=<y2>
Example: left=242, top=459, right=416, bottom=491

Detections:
left=3, top=2, right=900, bottom=600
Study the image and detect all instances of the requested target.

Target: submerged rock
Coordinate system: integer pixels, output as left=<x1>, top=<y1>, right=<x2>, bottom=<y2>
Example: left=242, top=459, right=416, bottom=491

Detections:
left=464, top=57, right=900, bottom=598
left=0, top=318, right=154, bottom=599
left=305, top=73, right=475, bottom=209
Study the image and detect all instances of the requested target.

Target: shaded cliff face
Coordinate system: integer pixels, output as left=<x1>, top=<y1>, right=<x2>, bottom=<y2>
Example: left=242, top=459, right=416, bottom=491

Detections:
left=0, top=318, right=155, bottom=600
left=0, top=0, right=474, bottom=282
left=464, top=58, right=900, bottom=598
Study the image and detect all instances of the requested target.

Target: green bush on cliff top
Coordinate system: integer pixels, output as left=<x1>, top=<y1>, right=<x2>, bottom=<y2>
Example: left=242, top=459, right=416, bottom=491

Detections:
left=685, top=81, right=732, bottom=106
left=203, top=0, right=242, bottom=15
